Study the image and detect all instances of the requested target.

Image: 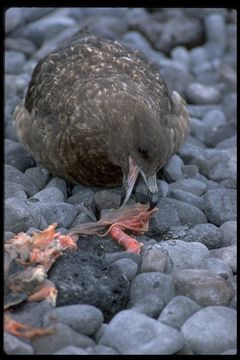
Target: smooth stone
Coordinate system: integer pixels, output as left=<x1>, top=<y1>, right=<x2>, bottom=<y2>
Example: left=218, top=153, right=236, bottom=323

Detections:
left=166, top=198, right=207, bottom=226
left=129, top=294, right=165, bottom=318
left=158, top=240, right=210, bottom=271
left=168, top=189, right=204, bottom=210
left=99, top=310, right=184, bottom=354
left=87, top=344, right=119, bottom=355
left=4, top=181, right=27, bottom=200
left=216, top=135, right=236, bottom=150
left=5, top=8, right=23, bottom=33
left=25, top=166, right=49, bottom=190
left=168, top=179, right=207, bottom=196
left=32, top=323, right=95, bottom=355
left=220, top=221, right=237, bottom=246
left=203, top=189, right=237, bottom=226
left=94, top=189, right=121, bottom=211
left=159, top=66, right=193, bottom=98
left=181, top=164, right=198, bottom=178
left=5, top=164, right=39, bottom=196
left=22, top=7, right=55, bottom=22
left=35, top=202, right=78, bottom=228
left=204, top=14, right=226, bottom=58
left=186, top=82, right=222, bottom=105
left=5, top=50, right=26, bottom=75
left=202, top=109, right=227, bottom=128
left=140, top=244, right=168, bottom=273
left=43, top=304, right=103, bottom=336
left=54, top=346, right=88, bottom=355
left=4, top=198, right=47, bottom=233
left=210, top=245, right=237, bottom=273
left=129, top=272, right=175, bottom=305
left=113, top=258, right=138, bottom=282
left=163, top=154, right=185, bottom=182
left=45, top=176, right=67, bottom=197
left=67, top=188, right=95, bottom=209
left=187, top=104, right=223, bottom=118
left=158, top=295, right=201, bottom=330
left=5, top=37, right=36, bottom=57
left=174, top=269, right=233, bottom=306
left=4, top=231, right=15, bottom=242
left=30, top=187, right=65, bottom=203
left=4, top=332, right=34, bottom=354
left=181, top=306, right=236, bottom=354
left=179, top=223, right=222, bottom=250
left=200, top=257, right=233, bottom=281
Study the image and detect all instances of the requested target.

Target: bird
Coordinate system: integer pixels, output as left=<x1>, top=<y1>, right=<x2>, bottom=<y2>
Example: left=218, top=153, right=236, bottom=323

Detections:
left=14, top=34, right=189, bottom=208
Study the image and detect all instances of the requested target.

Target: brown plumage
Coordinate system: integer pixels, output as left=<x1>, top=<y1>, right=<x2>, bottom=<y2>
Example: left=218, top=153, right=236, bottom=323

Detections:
left=14, top=35, right=189, bottom=206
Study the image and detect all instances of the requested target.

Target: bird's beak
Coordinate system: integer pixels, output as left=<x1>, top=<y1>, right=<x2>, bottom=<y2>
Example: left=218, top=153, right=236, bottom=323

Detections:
left=121, top=156, right=140, bottom=207
left=121, top=156, right=159, bottom=209
left=140, top=170, right=159, bottom=209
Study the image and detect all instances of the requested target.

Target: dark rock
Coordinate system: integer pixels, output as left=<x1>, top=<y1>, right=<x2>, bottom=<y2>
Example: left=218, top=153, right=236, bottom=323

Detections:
left=5, top=140, right=35, bottom=171
left=210, top=245, right=236, bottom=273
left=104, top=252, right=141, bottom=268
left=4, top=198, right=47, bottom=233
left=174, top=269, right=233, bottom=306
left=158, top=240, right=210, bottom=271
left=94, top=189, right=121, bottom=211
left=166, top=198, right=207, bottom=226
left=36, top=202, right=78, bottom=228
left=99, top=310, right=184, bottom=354
left=70, top=204, right=96, bottom=228
left=25, top=166, right=49, bottom=190
left=168, top=189, right=204, bottom=210
left=158, top=295, right=201, bottom=330
left=129, top=272, right=175, bottom=306
left=67, top=188, right=95, bottom=210
left=49, top=251, right=130, bottom=322
left=220, top=221, right=236, bottom=246
left=112, top=258, right=138, bottom=282
left=32, top=323, right=95, bottom=355
left=4, top=332, right=34, bottom=355
left=181, top=306, right=236, bottom=354
left=43, top=304, right=103, bottom=336
left=203, top=189, right=236, bottom=226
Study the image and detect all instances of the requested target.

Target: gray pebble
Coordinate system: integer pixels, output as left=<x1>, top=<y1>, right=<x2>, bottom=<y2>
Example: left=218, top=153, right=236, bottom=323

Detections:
left=216, top=135, right=236, bottom=149
left=4, top=332, right=34, bottom=355
left=4, top=197, right=47, bottom=233
left=32, top=323, right=95, bottom=355
left=158, top=295, right=201, bottom=330
left=182, top=223, right=223, bottom=250
left=4, top=139, right=34, bottom=171
left=25, top=165, right=49, bottom=190
left=4, top=181, right=27, bottom=200
left=43, top=304, right=103, bottom=336
left=181, top=306, right=236, bottom=354
left=203, top=189, right=237, bottom=226
left=158, top=240, right=210, bottom=271
left=210, top=245, right=237, bottom=273
left=168, top=189, right=204, bottom=210
left=5, top=164, right=39, bottom=196
left=140, top=244, right=169, bottom=273
left=168, top=179, right=207, bottom=196
left=93, top=323, right=109, bottom=342
left=4, top=231, right=15, bottom=241
left=174, top=269, right=233, bottom=306
left=167, top=198, right=207, bottom=226
left=5, top=50, right=26, bottom=75
left=30, top=187, right=65, bottom=203
left=54, top=346, right=88, bottom=355
left=159, top=66, right=193, bottom=98
left=202, top=108, right=227, bottom=128
left=220, top=221, right=236, bottom=246
left=67, top=188, right=95, bottom=209
left=104, top=251, right=141, bottom=268
left=187, top=104, right=223, bottom=118
left=186, top=82, right=222, bottom=105
left=46, top=176, right=67, bottom=197
left=130, top=272, right=175, bottom=305
left=113, top=258, right=138, bottom=282
left=204, top=14, right=226, bottom=59
left=36, top=202, right=78, bottom=228
left=222, top=91, right=236, bottom=124
left=87, top=344, right=119, bottom=355
left=189, top=117, right=208, bottom=144
left=200, top=257, right=233, bottom=281
left=163, top=154, right=185, bottom=182
left=5, top=8, right=24, bottom=33
left=94, top=189, right=121, bottom=211
left=181, top=164, right=198, bottom=178
left=5, top=36, right=36, bottom=57
left=189, top=46, right=208, bottom=67
left=99, top=310, right=184, bottom=354
left=129, top=294, right=165, bottom=318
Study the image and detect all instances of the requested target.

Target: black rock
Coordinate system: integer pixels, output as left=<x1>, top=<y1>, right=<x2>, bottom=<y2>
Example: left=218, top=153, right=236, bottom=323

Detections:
left=49, top=250, right=130, bottom=322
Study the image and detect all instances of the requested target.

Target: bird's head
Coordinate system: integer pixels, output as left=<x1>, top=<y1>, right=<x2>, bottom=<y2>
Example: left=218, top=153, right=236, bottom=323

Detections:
left=105, top=91, right=189, bottom=208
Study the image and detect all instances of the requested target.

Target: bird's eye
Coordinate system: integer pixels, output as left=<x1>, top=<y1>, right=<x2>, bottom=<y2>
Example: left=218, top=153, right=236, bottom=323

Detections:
left=137, top=146, right=149, bottom=159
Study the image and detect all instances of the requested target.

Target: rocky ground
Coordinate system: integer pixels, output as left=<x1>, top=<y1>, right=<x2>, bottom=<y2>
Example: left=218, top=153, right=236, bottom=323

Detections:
left=4, top=7, right=236, bottom=355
